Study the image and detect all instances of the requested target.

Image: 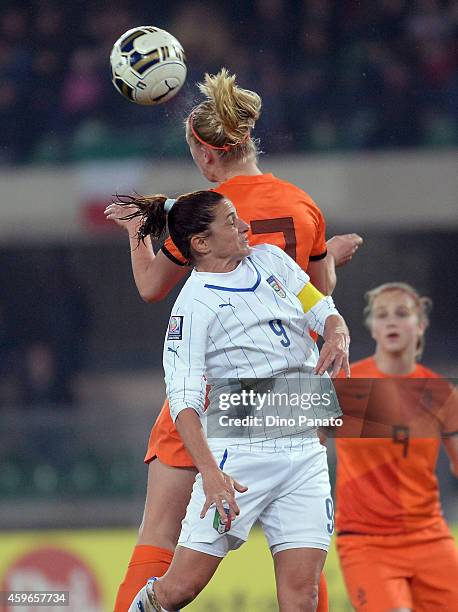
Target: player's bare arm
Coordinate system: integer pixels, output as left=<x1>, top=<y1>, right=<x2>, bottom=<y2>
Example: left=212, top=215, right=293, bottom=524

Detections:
left=306, top=258, right=336, bottom=295
left=314, top=315, right=350, bottom=378
left=174, top=408, right=248, bottom=521
left=306, top=234, right=363, bottom=295
left=104, top=202, right=187, bottom=301
left=327, top=234, right=363, bottom=268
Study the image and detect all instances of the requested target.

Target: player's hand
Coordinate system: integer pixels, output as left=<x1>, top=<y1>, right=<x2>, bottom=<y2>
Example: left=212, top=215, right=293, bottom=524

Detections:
left=200, top=468, right=248, bottom=522
left=104, top=202, right=142, bottom=235
left=327, top=234, right=363, bottom=267
left=315, top=317, right=350, bottom=378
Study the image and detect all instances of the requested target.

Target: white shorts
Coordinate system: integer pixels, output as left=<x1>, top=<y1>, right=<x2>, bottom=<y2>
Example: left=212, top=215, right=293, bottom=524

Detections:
left=178, top=439, right=333, bottom=558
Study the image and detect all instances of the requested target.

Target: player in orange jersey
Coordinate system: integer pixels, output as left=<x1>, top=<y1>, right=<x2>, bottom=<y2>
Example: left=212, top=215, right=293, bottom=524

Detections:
left=334, top=282, right=458, bottom=612
left=105, top=68, right=362, bottom=611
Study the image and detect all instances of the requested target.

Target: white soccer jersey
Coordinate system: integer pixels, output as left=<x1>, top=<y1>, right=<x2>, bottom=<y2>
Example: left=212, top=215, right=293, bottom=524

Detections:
left=163, top=244, right=340, bottom=447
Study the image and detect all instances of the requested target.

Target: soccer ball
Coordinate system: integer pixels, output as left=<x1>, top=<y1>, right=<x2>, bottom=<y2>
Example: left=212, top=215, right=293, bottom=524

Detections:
left=110, top=26, right=187, bottom=105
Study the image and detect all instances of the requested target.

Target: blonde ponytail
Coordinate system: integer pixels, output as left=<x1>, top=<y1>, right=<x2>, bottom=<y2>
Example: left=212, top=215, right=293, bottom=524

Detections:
left=188, top=68, right=262, bottom=160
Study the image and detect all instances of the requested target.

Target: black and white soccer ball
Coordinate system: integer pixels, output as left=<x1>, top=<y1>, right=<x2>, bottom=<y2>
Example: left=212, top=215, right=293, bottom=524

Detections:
left=110, top=26, right=187, bottom=105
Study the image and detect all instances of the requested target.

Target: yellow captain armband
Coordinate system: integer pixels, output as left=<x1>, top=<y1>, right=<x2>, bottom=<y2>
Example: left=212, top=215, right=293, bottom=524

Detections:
left=297, top=283, right=324, bottom=313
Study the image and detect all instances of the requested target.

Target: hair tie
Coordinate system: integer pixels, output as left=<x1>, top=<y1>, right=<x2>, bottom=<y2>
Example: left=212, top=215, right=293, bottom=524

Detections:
left=164, top=198, right=176, bottom=214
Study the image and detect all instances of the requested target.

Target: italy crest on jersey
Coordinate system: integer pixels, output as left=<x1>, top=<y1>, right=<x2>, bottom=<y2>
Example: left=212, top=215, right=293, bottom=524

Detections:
left=267, top=274, right=286, bottom=298
left=167, top=315, right=184, bottom=340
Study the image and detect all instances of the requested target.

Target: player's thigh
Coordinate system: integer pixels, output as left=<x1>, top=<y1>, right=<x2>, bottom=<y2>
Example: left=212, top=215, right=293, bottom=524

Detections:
left=260, top=447, right=333, bottom=554
left=336, top=536, right=412, bottom=612
left=412, top=535, right=458, bottom=612
left=179, top=449, right=280, bottom=553
left=273, top=547, right=326, bottom=611
left=138, top=458, right=197, bottom=549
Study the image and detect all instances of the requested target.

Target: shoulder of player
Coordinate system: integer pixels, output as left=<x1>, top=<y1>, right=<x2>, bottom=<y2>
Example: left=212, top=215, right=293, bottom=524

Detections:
left=270, top=179, right=324, bottom=227
left=180, top=276, right=231, bottom=319
left=249, top=245, right=302, bottom=289
left=250, top=243, right=291, bottom=267
left=348, top=357, right=378, bottom=377
left=270, top=176, right=318, bottom=205
left=348, top=357, right=443, bottom=379
left=169, top=294, right=217, bottom=334
left=250, top=243, right=283, bottom=256
left=414, top=363, right=442, bottom=379
left=171, top=276, right=209, bottom=312
left=218, top=174, right=317, bottom=205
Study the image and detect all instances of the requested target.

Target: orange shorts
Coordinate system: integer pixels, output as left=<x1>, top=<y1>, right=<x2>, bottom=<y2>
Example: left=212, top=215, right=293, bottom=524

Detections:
left=336, top=522, right=458, bottom=611
left=145, top=399, right=194, bottom=467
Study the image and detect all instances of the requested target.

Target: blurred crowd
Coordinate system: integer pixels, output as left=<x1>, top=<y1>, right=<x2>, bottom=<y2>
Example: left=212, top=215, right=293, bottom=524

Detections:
left=1, top=0, right=457, bottom=164
left=0, top=248, right=90, bottom=407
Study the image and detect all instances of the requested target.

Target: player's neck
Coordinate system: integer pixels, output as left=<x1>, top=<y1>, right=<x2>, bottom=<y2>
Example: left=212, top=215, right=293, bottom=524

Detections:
left=217, top=160, right=262, bottom=182
left=195, top=256, right=242, bottom=274
left=374, top=349, right=417, bottom=376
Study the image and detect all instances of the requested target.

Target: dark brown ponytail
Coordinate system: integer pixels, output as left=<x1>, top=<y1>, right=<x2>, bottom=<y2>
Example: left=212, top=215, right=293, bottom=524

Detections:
left=115, top=190, right=224, bottom=264
left=115, top=193, right=168, bottom=241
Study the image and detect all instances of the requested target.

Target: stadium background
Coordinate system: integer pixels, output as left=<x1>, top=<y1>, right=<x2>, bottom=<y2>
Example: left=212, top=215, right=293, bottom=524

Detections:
left=0, top=0, right=457, bottom=610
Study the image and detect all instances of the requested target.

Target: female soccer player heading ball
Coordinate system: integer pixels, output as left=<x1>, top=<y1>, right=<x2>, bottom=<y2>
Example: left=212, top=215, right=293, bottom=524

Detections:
left=124, top=188, right=349, bottom=611
left=105, top=68, right=362, bottom=611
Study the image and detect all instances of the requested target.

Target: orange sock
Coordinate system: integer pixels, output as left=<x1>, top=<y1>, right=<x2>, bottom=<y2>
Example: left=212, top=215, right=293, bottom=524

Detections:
left=317, top=572, right=329, bottom=612
left=114, top=544, right=173, bottom=612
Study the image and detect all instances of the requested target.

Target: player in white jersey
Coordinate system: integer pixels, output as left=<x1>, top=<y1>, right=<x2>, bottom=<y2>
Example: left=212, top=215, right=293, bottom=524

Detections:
left=125, top=189, right=350, bottom=612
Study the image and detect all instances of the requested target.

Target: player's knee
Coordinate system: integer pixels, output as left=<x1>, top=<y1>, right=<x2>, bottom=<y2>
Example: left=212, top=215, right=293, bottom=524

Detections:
left=308, top=583, right=320, bottom=611
left=282, top=581, right=319, bottom=611
left=137, top=517, right=178, bottom=550
left=158, top=578, right=201, bottom=609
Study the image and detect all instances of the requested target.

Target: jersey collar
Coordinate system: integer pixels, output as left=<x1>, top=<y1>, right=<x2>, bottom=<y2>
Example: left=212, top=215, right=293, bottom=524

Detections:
left=194, top=257, right=261, bottom=293
left=216, top=173, right=275, bottom=188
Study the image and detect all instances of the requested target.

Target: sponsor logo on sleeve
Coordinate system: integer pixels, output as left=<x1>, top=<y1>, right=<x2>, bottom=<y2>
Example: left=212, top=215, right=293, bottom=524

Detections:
left=167, top=315, right=184, bottom=340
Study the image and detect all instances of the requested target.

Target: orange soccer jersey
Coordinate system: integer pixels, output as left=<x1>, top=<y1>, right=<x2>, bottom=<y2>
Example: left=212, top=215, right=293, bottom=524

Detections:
left=335, top=357, right=458, bottom=535
left=146, top=173, right=327, bottom=465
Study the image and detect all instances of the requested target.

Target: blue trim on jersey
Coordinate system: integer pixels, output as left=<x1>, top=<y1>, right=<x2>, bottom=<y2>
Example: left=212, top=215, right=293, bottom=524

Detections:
left=204, top=257, right=261, bottom=293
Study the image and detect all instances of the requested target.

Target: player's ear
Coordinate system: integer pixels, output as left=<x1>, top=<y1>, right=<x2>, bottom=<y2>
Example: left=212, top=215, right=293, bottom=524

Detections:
left=202, top=147, right=217, bottom=166
left=190, top=233, right=210, bottom=256
left=369, top=320, right=377, bottom=342
left=417, top=319, right=426, bottom=337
